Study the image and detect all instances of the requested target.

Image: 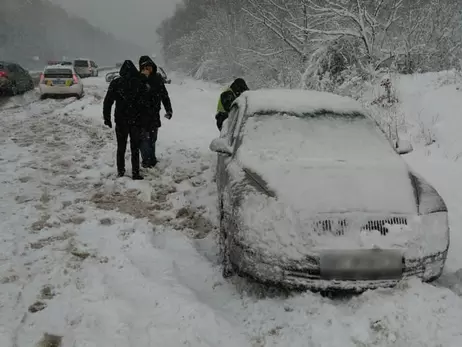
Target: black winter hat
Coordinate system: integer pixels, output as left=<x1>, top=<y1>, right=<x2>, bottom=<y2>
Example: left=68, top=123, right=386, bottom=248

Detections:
left=139, top=56, right=157, bottom=72
left=230, top=78, right=249, bottom=95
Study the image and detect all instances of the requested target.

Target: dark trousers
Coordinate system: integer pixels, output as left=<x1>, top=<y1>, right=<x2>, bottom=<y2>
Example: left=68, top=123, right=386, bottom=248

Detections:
left=216, top=112, right=228, bottom=131
left=115, top=123, right=142, bottom=174
left=140, top=127, right=159, bottom=167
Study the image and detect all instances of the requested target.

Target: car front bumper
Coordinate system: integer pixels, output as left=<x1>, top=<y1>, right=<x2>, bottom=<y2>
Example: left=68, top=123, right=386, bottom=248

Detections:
left=39, top=84, right=83, bottom=96
left=229, top=241, right=448, bottom=292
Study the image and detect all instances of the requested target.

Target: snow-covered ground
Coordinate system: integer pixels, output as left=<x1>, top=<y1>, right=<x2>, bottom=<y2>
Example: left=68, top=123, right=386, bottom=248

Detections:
left=1, top=72, right=462, bottom=346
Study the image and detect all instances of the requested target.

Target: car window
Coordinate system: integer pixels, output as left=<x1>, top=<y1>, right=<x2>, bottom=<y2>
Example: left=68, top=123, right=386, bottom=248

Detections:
left=74, top=60, right=88, bottom=67
left=44, top=68, right=73, bottom=78
left=8, top=64, right=18, bottom=72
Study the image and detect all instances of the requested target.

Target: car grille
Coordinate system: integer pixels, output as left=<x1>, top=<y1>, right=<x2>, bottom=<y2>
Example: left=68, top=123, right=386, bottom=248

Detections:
left=313, top=216, right=408, bottom=236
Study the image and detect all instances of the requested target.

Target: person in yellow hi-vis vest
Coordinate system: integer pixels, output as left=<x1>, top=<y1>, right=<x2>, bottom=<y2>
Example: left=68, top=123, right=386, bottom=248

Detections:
left=215, top=78, right=249, bottom=130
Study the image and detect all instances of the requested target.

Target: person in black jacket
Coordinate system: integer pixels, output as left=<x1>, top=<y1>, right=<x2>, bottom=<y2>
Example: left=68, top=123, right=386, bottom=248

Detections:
left=103, top=60, right=147, bottom=180
left=138, top=55, right=173, bottom=168
left=215, top=78, right=249, bottom=131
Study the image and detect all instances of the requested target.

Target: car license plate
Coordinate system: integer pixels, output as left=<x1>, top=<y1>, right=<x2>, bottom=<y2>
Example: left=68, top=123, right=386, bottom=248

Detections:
left=319, top=249, right=403, bottom=281
left=53, top=79, right=65, bottom=85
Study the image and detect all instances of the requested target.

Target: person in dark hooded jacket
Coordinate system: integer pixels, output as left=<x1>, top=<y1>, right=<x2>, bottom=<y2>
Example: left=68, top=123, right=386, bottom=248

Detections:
left=138, top=55, right=173, bottom=168
left=215, top=78, right=249, bottom=131
left=103, top=60, right=148, bottom=180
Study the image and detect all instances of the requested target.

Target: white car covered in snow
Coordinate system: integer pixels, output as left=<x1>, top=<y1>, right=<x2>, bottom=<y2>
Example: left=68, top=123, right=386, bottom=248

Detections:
left=210, top=89, right=449, bottom=292
left=39, top=64, right=84, bottom=100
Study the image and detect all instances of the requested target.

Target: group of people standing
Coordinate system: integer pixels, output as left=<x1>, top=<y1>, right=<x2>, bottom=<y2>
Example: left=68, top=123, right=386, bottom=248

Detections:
left=103, top=56, right=172, bottom=180
left=103, top=54, right=248, bottom=180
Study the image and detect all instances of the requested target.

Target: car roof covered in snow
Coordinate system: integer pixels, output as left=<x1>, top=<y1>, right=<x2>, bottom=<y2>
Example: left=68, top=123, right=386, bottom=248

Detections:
left=44, top=64, right=75, bottom=71
left=241, top=89, right=367, bottom=117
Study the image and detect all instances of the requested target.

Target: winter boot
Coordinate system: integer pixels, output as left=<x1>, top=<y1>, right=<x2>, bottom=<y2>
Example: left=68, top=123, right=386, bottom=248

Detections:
left=132, top=172, right=144, bottom=180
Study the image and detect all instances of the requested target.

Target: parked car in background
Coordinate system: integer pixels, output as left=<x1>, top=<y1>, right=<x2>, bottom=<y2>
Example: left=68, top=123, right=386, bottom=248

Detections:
left=47, top=60, right=73, bottom=66
left=105, top=67, right=171, bottom=85
left=39, top=64, right=84, bottom=99
left=73, top=59, right=98, bottom=78
left=0, top=61, right=34, bottom=96
left=210, top=88, right=449, bottom=293
left=105, top=71, right=119, bottom=83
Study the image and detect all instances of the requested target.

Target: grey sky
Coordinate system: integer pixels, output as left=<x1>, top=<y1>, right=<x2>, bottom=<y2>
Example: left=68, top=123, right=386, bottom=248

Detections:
left=51, top=0, right=181, bottom=53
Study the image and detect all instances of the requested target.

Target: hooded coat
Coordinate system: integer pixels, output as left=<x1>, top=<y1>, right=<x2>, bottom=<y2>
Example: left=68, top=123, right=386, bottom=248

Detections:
left=103, top=60, right=148, bottom=126
left=138, top=56, right=173, bottom=129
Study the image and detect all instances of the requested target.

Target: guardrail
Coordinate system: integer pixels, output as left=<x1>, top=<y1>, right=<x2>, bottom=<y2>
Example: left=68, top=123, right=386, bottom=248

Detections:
left=29, top=66, right=116, bottom=85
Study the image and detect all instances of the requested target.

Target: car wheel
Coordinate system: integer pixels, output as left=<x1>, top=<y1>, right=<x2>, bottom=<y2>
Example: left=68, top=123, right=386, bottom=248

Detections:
left=10, top=82, right=18, bottom=96
left=219, top=207, right=236, bottom=278
left=40, top=94, right=47, bottom=100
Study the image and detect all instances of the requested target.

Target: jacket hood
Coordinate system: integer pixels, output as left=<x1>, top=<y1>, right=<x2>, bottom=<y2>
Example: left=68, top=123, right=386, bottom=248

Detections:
left=119, top=60, right=138, bottom=78
left=139, top=55, right=158, bottom=74
left=230, top=78, right=249, bottom=96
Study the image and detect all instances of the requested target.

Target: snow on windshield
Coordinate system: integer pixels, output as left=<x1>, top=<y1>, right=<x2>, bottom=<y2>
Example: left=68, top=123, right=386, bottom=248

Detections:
left=239, top=112, right=397, bottom=164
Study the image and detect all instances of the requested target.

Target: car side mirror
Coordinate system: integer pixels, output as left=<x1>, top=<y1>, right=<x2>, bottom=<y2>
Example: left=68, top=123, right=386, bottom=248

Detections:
left=210, top=138, right=232, bottom=156
left=396, top=139, right=413, bottom=155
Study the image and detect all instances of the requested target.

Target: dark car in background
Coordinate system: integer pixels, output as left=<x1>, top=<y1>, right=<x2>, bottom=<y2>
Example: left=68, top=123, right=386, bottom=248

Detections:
left=0, top=61, right=35, bottom=96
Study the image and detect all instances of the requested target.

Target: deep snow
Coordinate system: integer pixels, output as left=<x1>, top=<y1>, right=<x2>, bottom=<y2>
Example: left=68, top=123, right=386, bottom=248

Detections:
left=0, top=72, right=462, bottom=346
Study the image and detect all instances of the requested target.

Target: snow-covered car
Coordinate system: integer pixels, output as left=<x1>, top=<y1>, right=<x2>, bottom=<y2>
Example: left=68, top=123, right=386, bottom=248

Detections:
left=39, top=65, right=84, bottom=99
left=210, top=89, right=449, bottom=292
left=105, top=71, right=119, bottom=83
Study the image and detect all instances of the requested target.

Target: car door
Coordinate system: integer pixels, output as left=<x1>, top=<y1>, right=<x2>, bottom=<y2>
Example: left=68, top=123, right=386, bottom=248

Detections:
left=7, top=64, right=18, bottom=87
left=16, top=65, right=31, bottom=91
left=219, top=102, right=248, bottom=203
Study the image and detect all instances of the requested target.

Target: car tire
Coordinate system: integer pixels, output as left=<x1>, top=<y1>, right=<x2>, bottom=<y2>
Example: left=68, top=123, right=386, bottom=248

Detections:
left=9, top=82, right=18, bottom=96
left=40, top=94, right=47, bottom=100
left=219, top=207, right=236, bottom=278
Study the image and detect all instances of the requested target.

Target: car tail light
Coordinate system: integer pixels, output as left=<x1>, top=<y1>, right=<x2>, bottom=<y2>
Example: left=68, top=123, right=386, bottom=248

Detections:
left=0, top=71, right=7, bottom=78
left=39, top=73, right=45, bottom=84
left=72, top=74, right=79, bottom=84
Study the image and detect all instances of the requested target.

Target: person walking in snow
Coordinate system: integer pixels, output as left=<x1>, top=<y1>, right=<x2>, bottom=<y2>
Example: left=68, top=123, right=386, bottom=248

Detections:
left=103, top=60, right=148, bottom=180
left=138, top=55, right=173, bottom=168
left=215, top=78, right=249, bottom=131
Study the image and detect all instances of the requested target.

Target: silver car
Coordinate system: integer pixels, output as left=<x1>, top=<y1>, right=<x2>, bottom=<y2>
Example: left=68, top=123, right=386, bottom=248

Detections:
left=210, top=89, right=449, bottom=293
left=73, top=59, right=98, bottom=78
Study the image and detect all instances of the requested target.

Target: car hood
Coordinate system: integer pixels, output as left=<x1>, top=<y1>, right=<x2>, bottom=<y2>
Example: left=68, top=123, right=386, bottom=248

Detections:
left=240, top=157, right=417, bottom=215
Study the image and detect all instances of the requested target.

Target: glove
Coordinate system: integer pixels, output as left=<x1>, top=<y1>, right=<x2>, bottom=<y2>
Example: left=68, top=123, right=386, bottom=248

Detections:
left=165, top=112, right=172, bottom=120
left=104, top=120, right=112, bottom=128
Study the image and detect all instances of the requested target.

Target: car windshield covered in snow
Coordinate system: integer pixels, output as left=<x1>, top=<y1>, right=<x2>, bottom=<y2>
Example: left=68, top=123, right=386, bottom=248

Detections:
left=240, top=111, right=397, bottom=162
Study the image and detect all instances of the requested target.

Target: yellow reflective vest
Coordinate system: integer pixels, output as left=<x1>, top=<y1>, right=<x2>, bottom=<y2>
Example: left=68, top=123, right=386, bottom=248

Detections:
left=216, top=87, right=236, bottom=113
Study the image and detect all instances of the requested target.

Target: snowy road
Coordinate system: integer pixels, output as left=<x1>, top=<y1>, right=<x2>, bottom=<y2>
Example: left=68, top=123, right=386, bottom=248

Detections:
left=1, top=75, right=462, bottom=346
